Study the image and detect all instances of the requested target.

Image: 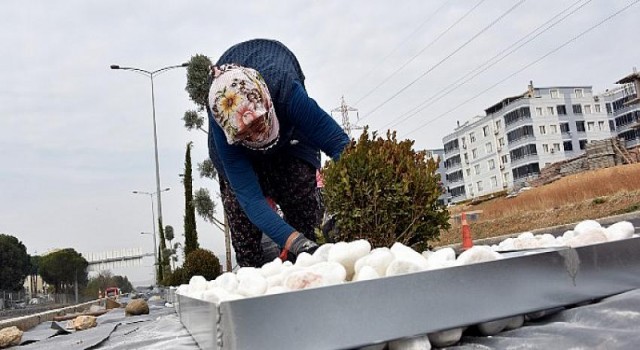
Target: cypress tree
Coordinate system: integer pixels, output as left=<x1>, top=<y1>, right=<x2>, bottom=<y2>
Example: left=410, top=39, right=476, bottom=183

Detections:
left=183, top=142, right=199, bottom=256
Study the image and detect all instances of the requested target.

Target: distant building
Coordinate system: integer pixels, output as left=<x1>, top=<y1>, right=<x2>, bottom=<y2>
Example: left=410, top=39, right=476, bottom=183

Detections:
left=425, top=148, right=448, bottom=204
left=607, top=69, right=640, bottom=148
left=441, top=77, right=637, bottom=203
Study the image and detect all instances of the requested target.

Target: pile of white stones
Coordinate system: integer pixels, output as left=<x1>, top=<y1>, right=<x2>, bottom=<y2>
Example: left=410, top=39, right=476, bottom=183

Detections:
left=176, top=219, right=636, bottom=349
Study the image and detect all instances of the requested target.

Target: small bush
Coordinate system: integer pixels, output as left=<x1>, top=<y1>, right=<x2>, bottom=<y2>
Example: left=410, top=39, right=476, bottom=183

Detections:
left=183, top=248, right=222, bottom=282
left=323, top=128, right=450, bottom=250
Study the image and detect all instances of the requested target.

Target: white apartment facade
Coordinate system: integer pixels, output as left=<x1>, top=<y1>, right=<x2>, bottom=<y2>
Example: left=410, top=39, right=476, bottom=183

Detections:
left=442, top=82, right=620, bottom=203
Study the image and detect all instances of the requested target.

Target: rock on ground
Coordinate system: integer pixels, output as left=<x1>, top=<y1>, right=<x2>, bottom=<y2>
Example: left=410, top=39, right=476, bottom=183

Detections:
left=125, top=299, right=150, bottom=316
left=71, top=315, right=98, bottom=330
left=0, top=326, right=23, bottom=348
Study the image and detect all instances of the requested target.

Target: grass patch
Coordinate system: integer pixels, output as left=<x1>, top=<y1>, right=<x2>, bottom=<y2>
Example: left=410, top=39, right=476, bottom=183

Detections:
left=611, top=203, right=640, bottom=215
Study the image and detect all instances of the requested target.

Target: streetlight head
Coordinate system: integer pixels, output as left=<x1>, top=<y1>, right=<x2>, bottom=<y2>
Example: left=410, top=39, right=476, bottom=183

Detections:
left=181, top=62, right=190, bottom=67
left=110, top=65, right=120, bottom=70
left=163, top=187, right=171, bottom=192
left=132, top=191, right=139, bottom=194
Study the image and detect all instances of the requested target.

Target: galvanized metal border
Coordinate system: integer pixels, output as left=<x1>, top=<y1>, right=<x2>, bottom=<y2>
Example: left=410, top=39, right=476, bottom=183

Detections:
left=178, top=237, right=640, bottom=350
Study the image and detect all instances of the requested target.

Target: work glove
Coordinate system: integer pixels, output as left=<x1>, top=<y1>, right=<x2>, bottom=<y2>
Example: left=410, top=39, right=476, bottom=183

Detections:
left=279, top=231, right=318, bottom=262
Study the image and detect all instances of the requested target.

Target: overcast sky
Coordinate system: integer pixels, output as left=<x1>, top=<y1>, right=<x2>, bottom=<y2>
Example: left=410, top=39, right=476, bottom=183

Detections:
left=1, top=0, right=638, bottom=284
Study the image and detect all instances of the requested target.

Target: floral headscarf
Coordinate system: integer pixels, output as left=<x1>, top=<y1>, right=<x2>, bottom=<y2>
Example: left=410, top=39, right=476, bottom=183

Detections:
left=208, top=64, right=279, bottom=150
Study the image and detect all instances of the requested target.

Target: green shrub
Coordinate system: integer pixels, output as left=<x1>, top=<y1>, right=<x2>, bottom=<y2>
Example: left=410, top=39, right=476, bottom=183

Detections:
left=323, top=128, right=450, bottom=250
left=592, top=197, right=607, bottom=205
left=183, top=248, right=222, bottom=282
left=162, top=267, right=188, bottom=286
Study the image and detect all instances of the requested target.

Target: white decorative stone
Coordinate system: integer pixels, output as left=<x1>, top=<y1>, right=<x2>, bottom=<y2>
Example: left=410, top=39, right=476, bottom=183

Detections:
left=605, top=221, right=635, bottom=241
left=456, top=246, right=502, bottom=265
left=188, top=275, right=208, bottom=293
left=428, top=327, right=463, bottom=347
left=565, top=227, right=608, bottom=247
left=215, top=272, right=239, bottom=294
left=295, top=252, right=322, bottom=267
left=284, top=270, right=326, bottom=290
left=260, top=258, right=283, bottom=277
left=236, top=270, right=268, bottom=297
left=354, top=247, right=394, bottom=277
left=312, top=243, right=334, bottom=261
left=574, top=220, right=601, bottom=235
left=354, top=265, right=380, bottom=281
left=476, top=317, right=509, bottom=336
left=504, top=315, right=525, bottom=330
left=308, top=261, right=347, bottom=285
left=388, top=335, right=431, bottom=350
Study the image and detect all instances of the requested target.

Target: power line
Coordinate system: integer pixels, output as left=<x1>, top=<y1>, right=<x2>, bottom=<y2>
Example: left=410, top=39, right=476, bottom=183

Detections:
left=344, top=0, right=452, bottom=99
left=353, top=0, right=480, bottom=106
left=381, top=0, right=593, bottom=132
left=361, top=0, right=527, bottom=121
left=405, top=0, right=640, bottom=137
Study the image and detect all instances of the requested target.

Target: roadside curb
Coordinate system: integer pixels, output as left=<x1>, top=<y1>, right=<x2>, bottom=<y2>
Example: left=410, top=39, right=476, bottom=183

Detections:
left=0, top=299, right=105, bottom=331
left=442, top=211, right=640, bottom=251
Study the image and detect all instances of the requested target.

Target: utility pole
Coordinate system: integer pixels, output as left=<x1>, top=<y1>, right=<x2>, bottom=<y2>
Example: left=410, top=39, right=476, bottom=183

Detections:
left=331, top=96, right=362, bottom=137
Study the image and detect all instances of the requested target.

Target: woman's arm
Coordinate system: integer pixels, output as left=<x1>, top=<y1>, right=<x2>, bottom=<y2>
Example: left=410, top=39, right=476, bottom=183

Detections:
left=210, top=116, right=295, bottom=247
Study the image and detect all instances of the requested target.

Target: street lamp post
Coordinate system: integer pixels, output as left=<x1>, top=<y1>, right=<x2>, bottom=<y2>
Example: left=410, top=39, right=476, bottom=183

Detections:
left=111, top=62, right=189, bottom=258
left=140, top=232, right=157, bottom=284
left=133, top=188, right=170, bottom=284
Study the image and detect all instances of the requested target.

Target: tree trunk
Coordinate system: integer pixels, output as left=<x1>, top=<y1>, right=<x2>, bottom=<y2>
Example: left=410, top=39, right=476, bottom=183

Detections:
left=224, top=212, right=232, bottom=272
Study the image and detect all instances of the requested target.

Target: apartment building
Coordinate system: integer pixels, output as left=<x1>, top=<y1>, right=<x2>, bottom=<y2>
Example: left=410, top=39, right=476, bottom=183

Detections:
left=606, top=70, right=640, bottom=148
left=442, top=82, right=618, bottom=203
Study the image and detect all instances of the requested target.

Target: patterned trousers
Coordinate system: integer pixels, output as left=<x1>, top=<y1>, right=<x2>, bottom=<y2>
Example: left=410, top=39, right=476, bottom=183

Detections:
left=219, top=155, right=322, bottom=267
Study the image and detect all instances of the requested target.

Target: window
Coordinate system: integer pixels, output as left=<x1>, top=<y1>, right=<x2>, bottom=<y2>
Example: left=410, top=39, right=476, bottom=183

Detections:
left=539, top=125, right=546, bottom=135
left=547, top=107, right=555, bottom=116
left=498, top=137, right=505, bottom=146
left=609, top=120, right=615, bottom=131
left=560, top=122, right=570, bottom=133
left=477, top=181, right=483, bottom=192
left=584, top=105, right=592, bottom=114
left=461, top=137, right=467, bottom=148
left=495, top=120, right=502, bottom=130
left=464, top=153, right=469, bottom=163
left=503, top=172, right=509, bottom=183
left=606, top=103, right=612, bottom=114
left=550, top=125, right=557, bottom=134
left=468, top=184, right=474, bottom=196
left=466, top=168, right=471, bottom=176
left=536, top=107, right=543, bottom=116
left=470, top=132, right=476, bottom=143
left=574, top=88, right=583, bottom=98
left=576, top=121, right=585, bottom=132
left=553, top=143, right=561, bottom=151
left=557, top=105, right=567, bottom=115
left=485, top=142, right=493, bottom=153
left=491, top=176, right=498, bottom=188
left=563, top=141, right=573, bottom=151
left=598, top=121, right=605, bottom=131
left=587, top=121, right=595, bottom=131
left=550, top=89, right=559, bottom=98
left=595, top=104, right=601, bottom=113
left=474, top=164, right=481, bottom=175
left=472, top=148, right=478, bottom=159
left=483, top=126, right=489, bottom=137
left=543, top=144, right=549, bottom=153
left=488, top=159, right=495, bottom=170
left=572, top=104, right=583, bottom=114
left=504, top=107, right=532, bottom=127
left=501, top=155, right=508, bottom=164
left=579, top=140, right=588, bottom=150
